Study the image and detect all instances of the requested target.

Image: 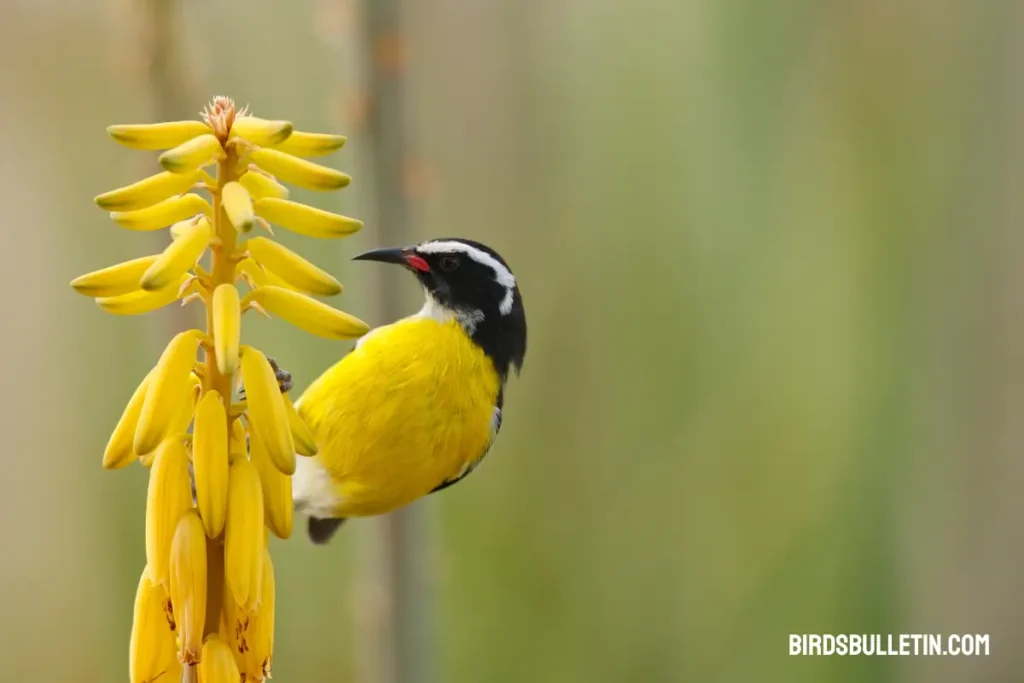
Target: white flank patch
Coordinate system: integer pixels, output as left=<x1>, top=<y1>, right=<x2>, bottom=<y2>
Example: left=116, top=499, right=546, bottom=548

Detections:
left=292, top=450, right=341, bottom=518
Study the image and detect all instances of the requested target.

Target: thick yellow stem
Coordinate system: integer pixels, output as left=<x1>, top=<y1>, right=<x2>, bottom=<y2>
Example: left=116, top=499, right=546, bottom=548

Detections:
left=206, top=150, right=241, bottom=404
left=202, top=149, right=240, bottom=639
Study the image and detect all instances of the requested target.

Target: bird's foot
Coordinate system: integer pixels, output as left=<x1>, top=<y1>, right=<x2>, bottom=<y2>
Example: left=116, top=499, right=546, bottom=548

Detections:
left=267, top=357, right=293, bottom=393
left=238, top=356, right=292, bottom=399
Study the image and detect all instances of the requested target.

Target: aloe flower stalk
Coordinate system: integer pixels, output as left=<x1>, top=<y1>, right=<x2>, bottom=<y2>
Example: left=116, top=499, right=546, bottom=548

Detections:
left=74, top=96, right=369, bottom=683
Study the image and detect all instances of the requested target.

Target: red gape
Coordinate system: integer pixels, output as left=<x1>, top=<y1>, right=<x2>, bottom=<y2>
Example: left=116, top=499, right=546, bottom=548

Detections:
left=405, top=255, right=430, bottom=272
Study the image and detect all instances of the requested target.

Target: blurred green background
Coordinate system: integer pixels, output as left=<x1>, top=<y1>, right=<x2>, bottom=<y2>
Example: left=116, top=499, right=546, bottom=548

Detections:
left=2, top=0, right=1022, bottom=681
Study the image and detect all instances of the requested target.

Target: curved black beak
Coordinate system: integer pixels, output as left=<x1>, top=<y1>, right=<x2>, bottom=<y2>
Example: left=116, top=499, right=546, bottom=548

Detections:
left=353, top=246, right=430, bottom=272
left=352, top=246, right=408, bottom=265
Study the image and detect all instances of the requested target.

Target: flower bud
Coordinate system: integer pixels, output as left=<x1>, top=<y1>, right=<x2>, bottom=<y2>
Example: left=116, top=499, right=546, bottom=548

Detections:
left=240, top=347, right=295, bottom=475
left=140, top=217, right=211, bottom=291
left=230, top=116, right=293, bottom=146
left=193, top=391, right=229, bottom=538
left=159, top=134, right=224, bottom=174
left=168, top=510, right=208, bottom=664
left=102, top=369, right=153, bottom=469
left=212, top=284, right=241, bottom=375
left=110, top=194, right=211, bottom=232
left=283, top=393, right=317, bottom=457
left=237, top=258, right=295, bottom=291
left=250, top=431, right=292, bottom=539
left=246, top=236, right=341, bottom=296
left=229, top=418, right=247, bottom=465
left=253, top=197, right=362, bottom=238
left=144, top=439, right=193, bottom=588
left=198, top=636, right=240, bottom=683
left=225, top=459, right=264, bottom=608
left=221, top=181, right=255, bottom=232
left=108, top=121, right=212, bottom=150
left=71, top=256, right=160, bottom=297
left=250, top=148, right=351, bottom=190
left=135, top=330, right=202, bottom=455
left=95, top=273, right=190, bottom=316
left=95, top=170, right=203, bottom=212
left=245, top=550, right=276, bottom=680
left=269, top=130, right=346, bottom=157
left=129, top=566, right=178, bottom=683
left=238, top=171, right=289, bottom=201
left=244, top=286, right=369, bottom=340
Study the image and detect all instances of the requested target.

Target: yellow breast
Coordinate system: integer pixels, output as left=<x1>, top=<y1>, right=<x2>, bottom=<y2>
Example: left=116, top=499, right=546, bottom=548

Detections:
left=296, top=317, right=501, bottom=517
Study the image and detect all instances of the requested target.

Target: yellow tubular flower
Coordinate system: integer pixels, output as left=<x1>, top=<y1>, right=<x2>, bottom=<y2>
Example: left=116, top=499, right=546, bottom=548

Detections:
left=211, top=284, right=241, bottom=375
left=269, top=130, right=346, bottom=157
left=218, top=576, right=246, bottom=668
left=82, top=97, right=359, bottom=683
left=236, top=257, right=269, bottom=288
left=146, top=375, right=199, bottom=467
left=140, top=217, right=212, bottom=291
left=246, top=236, right=342, bottom=296
left=253, top=197, right=362, bottom=238
left=250, top=431, right=293, bottom=539
left=237, top=257, right=295, bottom=291
left=229, top=419, right=246, bottom=464
left=217, top=594, right=234, bottom=651
left=110, top=194, right=211, bottom=232
left=103, top=369, right=153, bottom=469
left=225, top=459, right=264, bottom=608
left=221, top=181, right=255, bottom=232
left=95, top=273, right=191, bottom=316
left=129, top=566, right=177, bottom=683
left=168, top=219, right=193, bottom=241
left=198, top=636, right=240, bottom=683
left=229, top=116, right=293, bottom=146
left=174, top=373, right=203, bottom=438
left=244, top=550, right=276, bottom=680
left=244, top=285, right=370, bottom=340
left=95, top=170, right=203, bottom=212
left=283, top=393, right=317, bottom=457
left=240, top=347, right=295, bottom=475
left=159, top=134, right=224, bottom=174
left=144, top=439, right=193, bottom=588
left=71, top=256, right=160, bottom=297
left=193, top=391, right=229, bottom=538
left=108, top=121, right=212, bottom=150
left=169, top=510, right=208, bottom=664
left=250, top=148, right=351, bottom=190
left=135, top=330, right=202, bottom=455
left=238, top=171, right=289, bottom=201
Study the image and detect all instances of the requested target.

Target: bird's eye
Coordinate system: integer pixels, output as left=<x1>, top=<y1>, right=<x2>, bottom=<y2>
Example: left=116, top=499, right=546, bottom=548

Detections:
left=439, top=255, right=460, bottom=272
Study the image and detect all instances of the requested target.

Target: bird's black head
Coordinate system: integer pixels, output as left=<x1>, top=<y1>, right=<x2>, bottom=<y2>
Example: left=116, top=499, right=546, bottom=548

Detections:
left=354, top=238, right=527, bottom=379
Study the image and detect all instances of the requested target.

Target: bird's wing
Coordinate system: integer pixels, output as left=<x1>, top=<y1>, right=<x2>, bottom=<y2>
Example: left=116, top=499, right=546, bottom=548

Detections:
left=430, top=397, right=503, bottom=495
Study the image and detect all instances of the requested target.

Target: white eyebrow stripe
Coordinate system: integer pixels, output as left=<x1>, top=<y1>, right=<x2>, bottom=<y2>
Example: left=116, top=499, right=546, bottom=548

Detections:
left=417, top=240, right=517, bottom=315
left=417, top=241, right=517, bottom=287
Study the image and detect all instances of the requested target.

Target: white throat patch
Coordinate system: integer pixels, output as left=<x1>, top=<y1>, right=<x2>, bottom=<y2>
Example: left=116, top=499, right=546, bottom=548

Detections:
left=416, top=240, right=517, bottom=315
left=416, top=294, right=485, bottom=334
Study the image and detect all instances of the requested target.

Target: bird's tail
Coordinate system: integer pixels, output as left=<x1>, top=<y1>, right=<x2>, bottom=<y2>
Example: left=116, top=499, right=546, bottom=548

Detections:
left=293, top=455, right=347, bottom=544
left=307, top=516, right=346, bottom=544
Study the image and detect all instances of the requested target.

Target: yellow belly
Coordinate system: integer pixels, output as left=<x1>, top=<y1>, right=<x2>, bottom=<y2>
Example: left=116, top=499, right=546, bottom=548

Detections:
left=296, top=317, right=500, bottom=517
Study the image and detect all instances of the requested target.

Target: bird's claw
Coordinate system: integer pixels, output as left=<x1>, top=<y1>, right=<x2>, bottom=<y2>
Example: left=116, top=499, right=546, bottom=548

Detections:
left=268, top=357, right=293, bottom=393
left=238, top=356, right=292, bottom=400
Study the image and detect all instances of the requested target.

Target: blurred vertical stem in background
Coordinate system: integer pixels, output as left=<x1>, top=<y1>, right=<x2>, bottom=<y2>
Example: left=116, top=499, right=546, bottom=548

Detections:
left=143, top=0, right=197, bottom=336
left=355, top=2, right=434, bottom=683
left=73, top=96, right=367, bottom=683
left=145, top=0, right=191, bottom=123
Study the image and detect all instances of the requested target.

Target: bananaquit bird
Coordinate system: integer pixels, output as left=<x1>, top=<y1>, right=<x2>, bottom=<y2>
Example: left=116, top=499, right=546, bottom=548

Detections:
left=290, top=238, right=527, bottom=544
